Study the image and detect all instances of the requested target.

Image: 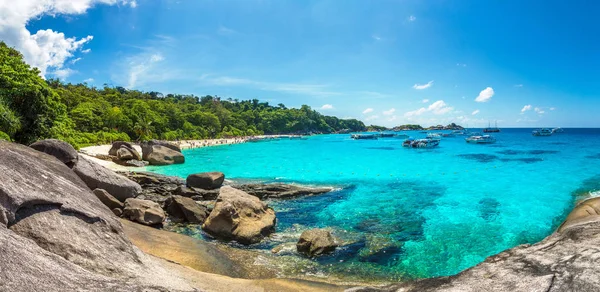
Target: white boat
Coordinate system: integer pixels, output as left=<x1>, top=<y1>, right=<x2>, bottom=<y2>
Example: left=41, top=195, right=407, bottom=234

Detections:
left=426, top=133, right=442, bottom=141
left=465, top=135, right=496, bottom=144
left=552, top=127, right=564, bottom=134
left=532, top=128, right=553, bottom=136
left=351, top=134, right=378, bottom=140
left=403, top=138, right=440, bottom=148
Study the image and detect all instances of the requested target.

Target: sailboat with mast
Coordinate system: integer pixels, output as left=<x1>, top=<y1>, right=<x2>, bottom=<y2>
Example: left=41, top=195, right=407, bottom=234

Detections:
left=483, top=121, right=501, bottom=133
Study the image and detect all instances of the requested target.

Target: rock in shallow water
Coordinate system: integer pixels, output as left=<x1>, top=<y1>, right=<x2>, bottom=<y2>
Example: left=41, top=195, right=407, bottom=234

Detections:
left=235, top=183, right=333, bottom=199
left=297, top=228, right=339, bottom=257
left=140, top=140, right=184, bottom=166
left=187, top=171, right=225, bottom=190
left=164, top=195, right=209, bottom=224
left=202, top=186, right=276, bottom=244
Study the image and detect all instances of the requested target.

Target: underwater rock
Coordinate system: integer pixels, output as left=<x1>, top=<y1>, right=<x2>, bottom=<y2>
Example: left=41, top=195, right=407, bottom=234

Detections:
left=457, top=154, right=499, bottom=163
left=297, top=228, right=339, bottom=257
left=234, top=183, right=333, bottom=200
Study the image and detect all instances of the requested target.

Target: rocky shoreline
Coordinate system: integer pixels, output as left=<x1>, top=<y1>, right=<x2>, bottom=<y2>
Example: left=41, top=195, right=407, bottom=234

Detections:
left=3, top=138, right=600, bottom=291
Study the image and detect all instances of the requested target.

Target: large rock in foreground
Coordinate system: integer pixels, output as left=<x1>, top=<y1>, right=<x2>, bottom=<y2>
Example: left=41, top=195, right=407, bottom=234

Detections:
left=0, top=140, right=198, bottom=291
left=297, top=228, right=338, bottom=257
left=123, top=198, right=165, bottom=226
left=140, top=141, right=184, bottom=166
left=29, top=139, right=78, bottom=167
left=93, top=188, right=124, bottom=210
left=351, top=197, right=600, bottom=292
left=73, top=155, right=142, bottom=201
left=202, top=186, right=276, bottom=244
left=187, top=171, right=225, bottom=190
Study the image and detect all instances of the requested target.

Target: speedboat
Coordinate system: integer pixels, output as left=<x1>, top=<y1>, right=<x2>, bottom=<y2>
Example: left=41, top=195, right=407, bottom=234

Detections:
left=465, top=135, right=496, bottom=144
left=351, top=134, right=378, bottom=140
left=426, top=133, right=442, bottom=141
left=403, top=138, right=440, bottom=148
left=532, top=128, right=553, bottom=136
left=552, top=127, right=564, bottom=134
left=451, top=130, right=466, bottom=136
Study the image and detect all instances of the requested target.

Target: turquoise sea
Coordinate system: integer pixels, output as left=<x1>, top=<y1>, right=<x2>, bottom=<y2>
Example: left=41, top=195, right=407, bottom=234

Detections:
left=147, top=129, right=600, bottom=281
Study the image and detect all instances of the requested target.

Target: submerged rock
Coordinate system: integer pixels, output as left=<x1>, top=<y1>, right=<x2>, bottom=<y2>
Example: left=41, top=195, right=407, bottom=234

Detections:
left=187, top=172, right=225, bottom=190
left=73, top=155, right=142, bottom=201
left=235, top=183, right=333, bottom=200
left=297, top=228, right=338, bottom=257
left=202, top=186, right=276, bottom=244
left=29, top=139, right=78, bottom=167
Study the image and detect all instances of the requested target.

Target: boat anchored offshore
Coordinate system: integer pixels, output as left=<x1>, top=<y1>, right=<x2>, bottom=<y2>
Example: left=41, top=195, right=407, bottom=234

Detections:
left=351, top=134, right=378, bottom=140
left=532, top=128, right=553, bottom=136
left=465, top=135, right=496, bottom=144
left=403, top=138, right=440, bottom=148
left=552, top=127, right=564, bottom=134
left=426, top=133, right=442, bottom=141
left=483, top=121, right=501, bottom=133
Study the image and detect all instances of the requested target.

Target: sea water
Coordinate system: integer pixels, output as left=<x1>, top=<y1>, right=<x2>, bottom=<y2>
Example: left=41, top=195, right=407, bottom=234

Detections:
left=147, top=129, right=600, bottom=281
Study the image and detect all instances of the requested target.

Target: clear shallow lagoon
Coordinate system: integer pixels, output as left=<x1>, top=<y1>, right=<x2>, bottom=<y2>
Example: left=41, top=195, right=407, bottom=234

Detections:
left=147, top=129, right=600, bottom=281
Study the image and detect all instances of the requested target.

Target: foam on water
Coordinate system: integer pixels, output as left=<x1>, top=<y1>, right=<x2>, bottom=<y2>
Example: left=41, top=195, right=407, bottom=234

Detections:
left=148, top=128, right=600, bottom=281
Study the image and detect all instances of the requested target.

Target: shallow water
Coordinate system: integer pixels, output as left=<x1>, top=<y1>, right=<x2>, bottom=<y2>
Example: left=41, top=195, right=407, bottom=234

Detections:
left=147, top=128, right=600, bottom=281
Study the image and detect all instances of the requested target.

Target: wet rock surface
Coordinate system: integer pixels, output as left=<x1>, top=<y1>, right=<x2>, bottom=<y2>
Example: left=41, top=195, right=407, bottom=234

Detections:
left=237, top=183, right=333, bottom=199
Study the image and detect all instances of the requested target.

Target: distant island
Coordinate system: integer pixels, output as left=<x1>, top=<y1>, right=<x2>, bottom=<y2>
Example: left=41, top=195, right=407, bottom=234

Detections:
left=365, top=123, right=465, bottom=132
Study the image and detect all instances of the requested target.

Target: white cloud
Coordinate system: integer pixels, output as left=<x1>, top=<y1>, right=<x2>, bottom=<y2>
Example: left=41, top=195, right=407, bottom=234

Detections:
left=428, top=100, right=453, bottom=115
left=515, top=84, right=523, bottom=88
left=404, top=107, right=427, bottom=117
left=534, top=107, right=545, bottom=114
left=550, top=107, right=556, bottom=111
left=422, top=99, right=430, bottom=103
left=199, top=75, right=340, bottom=97
left=320, top=104, right=333, bottom=110
left=81, top=48, right=91, bottom=54
left=413, top=80, right=434, bottom=90
left=387, top=115, right=397, bottom=122
left=218, top=25, right=236, bottom=35
left=126, top=52, right=166, bottom=88
left=408, top=15, right=416, bottom=22
left=83, top=78, right=94, bottom=83
left=70, top=57, right=82, bottom=64
left=362, top=108, right=374, bottom=114
left=127, top=0, right=137, bottom=8
left=404, top=100, right=453, bottom=117
left=383, top=108, right=396, bottom=116
left=475, top=87, right=494, bottom=102
left=365, top=115, right=379, bottom=121
left=472, top=109, right=480, bottom=115
left=521, top=105, right=532, bottom=113
left=0, top=0, right=127, bottom=77
left=52, top=68, right=76, bottom=79
left=372, top=35, right=382, bottom=41
left=456, top=63, right=467, bottom=67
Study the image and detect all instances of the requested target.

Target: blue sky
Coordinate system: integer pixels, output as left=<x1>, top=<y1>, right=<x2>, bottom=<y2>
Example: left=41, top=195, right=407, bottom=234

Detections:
left=12, top=0, right=600, bottom=127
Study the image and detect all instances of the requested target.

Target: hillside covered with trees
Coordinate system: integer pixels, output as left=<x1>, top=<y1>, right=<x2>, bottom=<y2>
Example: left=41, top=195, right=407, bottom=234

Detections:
left=0, top=42, right=366, bottom=148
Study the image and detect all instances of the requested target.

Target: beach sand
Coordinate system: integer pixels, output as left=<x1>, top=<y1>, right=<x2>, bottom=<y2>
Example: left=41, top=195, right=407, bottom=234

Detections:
left=78, top=136, right=293, bottom=171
